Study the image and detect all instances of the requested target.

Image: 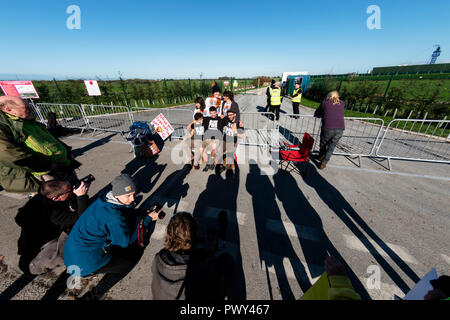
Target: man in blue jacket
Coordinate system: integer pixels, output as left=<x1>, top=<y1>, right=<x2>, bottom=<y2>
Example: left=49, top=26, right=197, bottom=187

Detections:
left=64, top=174, right=160, bottom=284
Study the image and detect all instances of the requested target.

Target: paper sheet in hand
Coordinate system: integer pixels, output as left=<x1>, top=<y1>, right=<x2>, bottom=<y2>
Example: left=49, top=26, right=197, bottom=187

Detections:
left=402, top=268, right=438, bottom=300
left=151, top=113, right=174, bottom=140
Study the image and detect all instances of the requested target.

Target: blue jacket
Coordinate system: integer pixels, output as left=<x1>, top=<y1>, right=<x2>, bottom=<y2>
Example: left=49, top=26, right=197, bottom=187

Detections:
left=64, top=191, right=152, bottom=276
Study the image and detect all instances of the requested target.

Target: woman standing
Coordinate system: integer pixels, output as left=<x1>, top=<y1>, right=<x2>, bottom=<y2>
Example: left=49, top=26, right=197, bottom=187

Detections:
left=313, top=91, right=345, bottom=169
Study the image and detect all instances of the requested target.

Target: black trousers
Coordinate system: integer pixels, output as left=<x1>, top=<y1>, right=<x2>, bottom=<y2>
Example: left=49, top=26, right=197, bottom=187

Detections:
left=292, top=102, right=300, bottom=115
left=269, top=105, right=281, bottom=120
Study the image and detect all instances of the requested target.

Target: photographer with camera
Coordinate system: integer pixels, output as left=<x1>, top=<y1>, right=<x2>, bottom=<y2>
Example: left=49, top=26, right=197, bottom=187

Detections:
left=64, top=174, right=161, bottom=298
left=152, top=211, right=233, bottom=300
left=15, top=178, right=91, bottom=275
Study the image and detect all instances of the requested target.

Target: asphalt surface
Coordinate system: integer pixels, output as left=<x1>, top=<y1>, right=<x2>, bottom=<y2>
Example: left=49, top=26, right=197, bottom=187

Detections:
left=1, top=90, right=449, bottom=300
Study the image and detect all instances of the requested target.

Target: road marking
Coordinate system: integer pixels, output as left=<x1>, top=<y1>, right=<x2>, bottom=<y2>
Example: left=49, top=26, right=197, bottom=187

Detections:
left=202, top=207, right=247, bottom=225
left=342, top=234, right=419, bottom=265
left=441, top=254, right=450, bottom=266
left=265, top=219, right=321, bottom=242
left=326, top=164, right=450, bottom=182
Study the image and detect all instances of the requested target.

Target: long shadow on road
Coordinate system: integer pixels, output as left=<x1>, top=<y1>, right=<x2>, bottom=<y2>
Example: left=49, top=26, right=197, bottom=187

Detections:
left=246, top=162, right=312, bottom=299
left=192, top=166, right=246, bottom=300
left=272, top=168, right=371, bottom=300
left=301, top=162, right=421, bottom=294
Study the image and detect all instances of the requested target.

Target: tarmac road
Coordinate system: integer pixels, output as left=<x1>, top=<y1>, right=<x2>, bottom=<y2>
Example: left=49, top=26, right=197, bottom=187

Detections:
left=0, top=91, right=449, bottom=300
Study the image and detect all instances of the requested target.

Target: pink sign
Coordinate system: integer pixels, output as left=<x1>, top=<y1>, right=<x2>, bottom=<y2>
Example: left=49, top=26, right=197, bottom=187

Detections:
left=0, top=81, right=40, bottom=99
left=151, top=113, right=174, bottom=140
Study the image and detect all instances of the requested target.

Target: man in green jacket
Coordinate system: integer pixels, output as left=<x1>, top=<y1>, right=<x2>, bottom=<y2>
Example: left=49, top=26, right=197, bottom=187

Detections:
left=0, top=96, right=79, bottom=193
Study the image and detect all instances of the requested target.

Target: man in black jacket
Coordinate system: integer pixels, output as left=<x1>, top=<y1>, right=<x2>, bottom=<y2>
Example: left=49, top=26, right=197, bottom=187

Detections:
left=15, top=179, right=90, bottom=275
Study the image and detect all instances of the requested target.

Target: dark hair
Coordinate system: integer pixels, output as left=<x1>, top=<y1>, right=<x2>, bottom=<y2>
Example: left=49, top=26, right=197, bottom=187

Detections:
left=223, top=91, right=234, bottom=101
left=165, top=212, right=198, bottom=252
left=209, top=106, right=216, bottom=112
left=194, top=112, right=203, bottom=120
left=194, top=97, right=206, bottom=111
left=39, top=180, right=71, bottom=199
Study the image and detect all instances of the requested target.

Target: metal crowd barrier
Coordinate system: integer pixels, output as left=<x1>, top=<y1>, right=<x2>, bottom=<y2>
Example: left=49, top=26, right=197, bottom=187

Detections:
left=81, top=104, right=133, bottom=133
left=277, top=114, right=321, bottom=150
left=130, top=107, right=194, bottom=139
left=240, top=112, right=278, bottom=148
left=277, top=114, right=385, bottom=158
left=35, top=103, right=88, bottom=131
left=30, top=101, right=449, bottom=166
left=375, top=119, right=450, bottom=163
left=336, top=117, right=385, bottom=157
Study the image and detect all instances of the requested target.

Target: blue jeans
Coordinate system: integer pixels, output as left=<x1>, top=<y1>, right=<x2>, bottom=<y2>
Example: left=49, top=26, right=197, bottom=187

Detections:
left=319, top=129, right=344, bottom=163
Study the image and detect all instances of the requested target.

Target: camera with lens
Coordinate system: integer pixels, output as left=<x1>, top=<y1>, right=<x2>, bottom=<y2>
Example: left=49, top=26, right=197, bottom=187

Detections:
left=138, top=204, right=166, bottom=220
left=73, top=174, right=95, bottom=189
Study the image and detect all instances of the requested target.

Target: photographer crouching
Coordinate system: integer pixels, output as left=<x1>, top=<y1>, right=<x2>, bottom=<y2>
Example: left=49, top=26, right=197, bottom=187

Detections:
left=63, top=173, right=162, bottom=300
left=15, top=178, right=91, bottom=276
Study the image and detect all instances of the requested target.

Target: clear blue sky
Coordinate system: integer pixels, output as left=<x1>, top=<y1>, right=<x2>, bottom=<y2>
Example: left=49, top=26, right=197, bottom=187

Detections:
left=1, top=0, right=449, bottom=80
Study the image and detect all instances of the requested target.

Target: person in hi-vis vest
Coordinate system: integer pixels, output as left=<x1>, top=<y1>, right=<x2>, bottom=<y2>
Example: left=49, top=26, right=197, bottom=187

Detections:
left=291, top=83, right=303, bottom=117
left=268, top=84, right=282, bottom=121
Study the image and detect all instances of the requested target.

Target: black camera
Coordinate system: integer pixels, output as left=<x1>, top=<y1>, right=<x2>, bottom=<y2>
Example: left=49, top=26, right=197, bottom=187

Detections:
left=73, top=174, right=95, bottom=189
left=138, top=204, right=166, bottom=220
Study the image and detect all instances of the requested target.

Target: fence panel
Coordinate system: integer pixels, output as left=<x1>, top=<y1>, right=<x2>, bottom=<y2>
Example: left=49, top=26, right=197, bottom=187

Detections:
left=131, top=107, right=194, bottom=139
left=240, top=112, right=278, bottom=147
left=35, top=103, right=88, bottom=130
left=335, top=117, right=385, bottom=156
left=376, top=119, right=450, bottom=163
left=81, top=104, right=133, bottom=133
left=278, top=115, right=384, bottom=157
left=278, top=114, right=321, bottom=150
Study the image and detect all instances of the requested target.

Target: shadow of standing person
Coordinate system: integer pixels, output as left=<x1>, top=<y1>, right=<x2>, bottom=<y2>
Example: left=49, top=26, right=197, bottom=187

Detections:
left=301, top=162, right=421, bottom=294
left=272, top=170, right=370, bottom=300
left=192, top=165, right=246, bottom=299
left=246, top=162, right=312, bottom=299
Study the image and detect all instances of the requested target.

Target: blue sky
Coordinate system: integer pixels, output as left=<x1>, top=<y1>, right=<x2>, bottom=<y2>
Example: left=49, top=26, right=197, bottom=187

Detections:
left=1, top=0, right=449, bottom=80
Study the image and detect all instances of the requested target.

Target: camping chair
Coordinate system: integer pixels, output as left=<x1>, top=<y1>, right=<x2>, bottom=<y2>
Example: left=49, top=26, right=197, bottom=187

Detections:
left=278, top=132, right=315, bottom=175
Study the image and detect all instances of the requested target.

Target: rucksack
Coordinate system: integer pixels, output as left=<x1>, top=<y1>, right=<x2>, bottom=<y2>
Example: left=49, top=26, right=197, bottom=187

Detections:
left=125, top=121, right=152, bottom=147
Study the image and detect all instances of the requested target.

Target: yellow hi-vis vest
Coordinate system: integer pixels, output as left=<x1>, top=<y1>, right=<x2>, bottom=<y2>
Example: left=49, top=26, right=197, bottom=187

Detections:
left=6, top=114, right=70, bottom=177
left=269, top=88, right=281, bottom=106
left=292, top=88, right=302, bottom=103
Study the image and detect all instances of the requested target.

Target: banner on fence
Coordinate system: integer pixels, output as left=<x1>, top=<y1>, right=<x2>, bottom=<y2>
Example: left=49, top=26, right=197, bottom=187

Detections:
left=84, top=80, right=101, bottom=96
left=151, top=113, right=174, bottom=140
left=0, top=81, right=39, bottom=99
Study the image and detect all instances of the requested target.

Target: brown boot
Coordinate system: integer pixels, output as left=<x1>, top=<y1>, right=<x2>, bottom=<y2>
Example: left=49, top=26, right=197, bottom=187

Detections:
left=318, top=162, right=327, bottom=169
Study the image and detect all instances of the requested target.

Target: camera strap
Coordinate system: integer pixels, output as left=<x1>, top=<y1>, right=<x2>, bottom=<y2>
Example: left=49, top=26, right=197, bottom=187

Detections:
left=137, top=218, right=145, bottom=248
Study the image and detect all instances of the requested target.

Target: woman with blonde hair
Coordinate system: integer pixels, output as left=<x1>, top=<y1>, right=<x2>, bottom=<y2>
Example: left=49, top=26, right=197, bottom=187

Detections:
left=313, top=90, right=345, bottom=169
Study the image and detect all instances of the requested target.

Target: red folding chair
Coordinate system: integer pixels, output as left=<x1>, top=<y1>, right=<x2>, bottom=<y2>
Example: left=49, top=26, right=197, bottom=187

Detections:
left=279, top=132, right=315, bottom=175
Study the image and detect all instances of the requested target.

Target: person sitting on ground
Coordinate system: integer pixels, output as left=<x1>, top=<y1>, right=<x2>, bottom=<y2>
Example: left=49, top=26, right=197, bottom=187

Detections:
left=220, top=91, right=240, bottom=123
left=0, top=96, right=81, bottom=193
left=15, top=179, right=90, bottom=275
left=202, top=106, right=222, bottom=172
left=63, top=174, right=160, bottom=282
left=217, top=107, right=244, bottom=176
left=187, top=97, right=208, bottom=132
left=313, top=90, right=345, bottom=170
left=152, top=212, right=233, bottom=300
left=300, top=256, right=361, bottom=300
left=184, top=113, right=205, bottom=170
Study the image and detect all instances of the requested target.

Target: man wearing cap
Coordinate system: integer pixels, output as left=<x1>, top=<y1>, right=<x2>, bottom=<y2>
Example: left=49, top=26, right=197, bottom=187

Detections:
left=0, top=96, right=80, bottom=193
left=64, top=174, right=160, bottom=279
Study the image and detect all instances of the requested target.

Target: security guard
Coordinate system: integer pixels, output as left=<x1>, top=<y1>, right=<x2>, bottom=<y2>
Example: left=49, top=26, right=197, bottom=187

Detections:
left=269, top=83, right=282, bottom=121
left=291, top=83, right=303, bottom=116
